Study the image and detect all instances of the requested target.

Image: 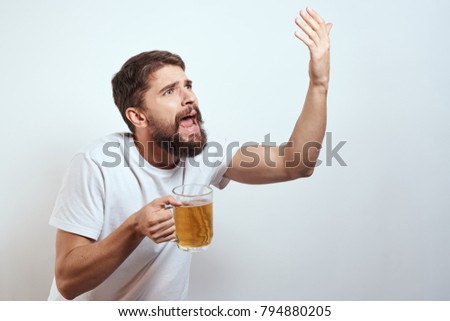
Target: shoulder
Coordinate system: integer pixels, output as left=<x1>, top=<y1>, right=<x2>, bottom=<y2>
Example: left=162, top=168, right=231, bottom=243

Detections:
left=74, top=132, right=131, bottom=165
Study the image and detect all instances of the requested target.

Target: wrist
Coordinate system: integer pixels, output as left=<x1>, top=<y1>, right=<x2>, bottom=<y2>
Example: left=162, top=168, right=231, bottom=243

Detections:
left=309, top=80, right=329, bottom=94
left=128, top=212, right=145, bottom=239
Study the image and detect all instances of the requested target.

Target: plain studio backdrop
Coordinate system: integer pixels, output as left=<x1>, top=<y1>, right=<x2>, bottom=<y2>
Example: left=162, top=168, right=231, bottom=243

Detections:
left=1, top=0, right=449, bottom=300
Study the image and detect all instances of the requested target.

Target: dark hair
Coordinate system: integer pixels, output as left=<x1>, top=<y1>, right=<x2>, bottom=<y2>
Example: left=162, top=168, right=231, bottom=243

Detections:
left=111, top=50, right=185, bottom=132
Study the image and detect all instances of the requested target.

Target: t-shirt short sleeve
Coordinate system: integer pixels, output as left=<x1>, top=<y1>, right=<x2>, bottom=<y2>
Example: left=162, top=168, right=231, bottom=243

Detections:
left=207, top=138, right=240, bottom=190
left=49, top=153, right=105, bottom=240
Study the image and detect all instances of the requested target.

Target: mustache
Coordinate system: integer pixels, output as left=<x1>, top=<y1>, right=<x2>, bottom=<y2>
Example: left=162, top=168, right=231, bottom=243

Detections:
left=174, top=104, right=204, bottom=127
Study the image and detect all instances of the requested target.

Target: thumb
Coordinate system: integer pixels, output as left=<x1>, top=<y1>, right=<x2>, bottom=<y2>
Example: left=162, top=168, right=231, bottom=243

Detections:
left=153, top=195, right=183, bottom=208
left=326, top=23, right=333, bottom=34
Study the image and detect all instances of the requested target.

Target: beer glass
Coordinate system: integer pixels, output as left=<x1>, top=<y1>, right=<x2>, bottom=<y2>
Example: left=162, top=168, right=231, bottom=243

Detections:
left=172, top=184, right=213, bottom=252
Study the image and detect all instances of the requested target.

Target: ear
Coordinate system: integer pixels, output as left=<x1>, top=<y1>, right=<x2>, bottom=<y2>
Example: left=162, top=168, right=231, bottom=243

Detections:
left=125, top=107, right=148, bottom=129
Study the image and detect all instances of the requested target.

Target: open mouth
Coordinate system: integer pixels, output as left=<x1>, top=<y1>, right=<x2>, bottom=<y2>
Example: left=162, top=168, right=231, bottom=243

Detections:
left=179, top=115, right=197, bottom=128
left=178, top=112, right=199, bottom=135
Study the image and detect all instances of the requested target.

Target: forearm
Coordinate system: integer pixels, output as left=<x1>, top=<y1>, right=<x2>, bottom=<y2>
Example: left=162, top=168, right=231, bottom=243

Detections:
left=286, top=81, right=328, bottom=175
left=56, top=213, right=144, bottom=299
left=283, top=7, right=332, bottom=177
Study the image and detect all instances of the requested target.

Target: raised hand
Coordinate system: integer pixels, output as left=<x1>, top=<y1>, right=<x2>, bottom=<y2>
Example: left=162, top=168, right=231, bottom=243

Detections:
left=295, top=7, right=333, bottom=88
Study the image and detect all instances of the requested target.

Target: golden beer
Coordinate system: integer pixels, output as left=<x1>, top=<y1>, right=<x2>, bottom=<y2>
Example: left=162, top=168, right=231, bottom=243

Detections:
left=172, top=184, right=213, bottom=251
left=174, top=201, right=213, bottom=250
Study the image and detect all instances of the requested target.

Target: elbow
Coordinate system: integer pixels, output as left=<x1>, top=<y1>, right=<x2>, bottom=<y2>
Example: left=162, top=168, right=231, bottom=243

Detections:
left=301, top=167, right=315, bottom=178
left=56, top=278, right=76, bottom=300
left=55, top=270, right=79, bottom=300
left=283, top=154, right=317, bottom=180
left=285, top=166, right=314, bottom=181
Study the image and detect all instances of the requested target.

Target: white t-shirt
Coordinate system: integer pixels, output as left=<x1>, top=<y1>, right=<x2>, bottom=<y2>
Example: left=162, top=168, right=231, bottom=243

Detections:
left=48, top=132, right=232, bottom=300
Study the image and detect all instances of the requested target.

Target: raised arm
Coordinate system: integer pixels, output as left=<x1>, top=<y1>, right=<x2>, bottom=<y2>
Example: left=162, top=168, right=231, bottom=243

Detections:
left=224, top=7, right=333, bottom=184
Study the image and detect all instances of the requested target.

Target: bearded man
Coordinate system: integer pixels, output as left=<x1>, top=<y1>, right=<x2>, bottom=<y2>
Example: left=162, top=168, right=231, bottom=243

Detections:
left=48, top=7, right=332, bottom=300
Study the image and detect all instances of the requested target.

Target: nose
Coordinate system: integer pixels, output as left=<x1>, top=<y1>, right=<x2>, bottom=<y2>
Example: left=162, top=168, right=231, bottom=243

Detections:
left=181, top=87, right=196, bottom=107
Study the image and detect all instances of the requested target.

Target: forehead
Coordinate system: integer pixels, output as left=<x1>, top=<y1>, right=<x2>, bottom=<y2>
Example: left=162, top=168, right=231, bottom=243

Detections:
left=148, top=65, right=187, bottom=88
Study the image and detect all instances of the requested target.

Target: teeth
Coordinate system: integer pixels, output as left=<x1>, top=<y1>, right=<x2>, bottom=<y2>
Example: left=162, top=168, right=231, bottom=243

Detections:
left=180, top=123, right=196, bottom=128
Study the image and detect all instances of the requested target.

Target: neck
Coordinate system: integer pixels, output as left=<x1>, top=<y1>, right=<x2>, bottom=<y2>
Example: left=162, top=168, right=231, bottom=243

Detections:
left=132, top=131, right=179, bottom=169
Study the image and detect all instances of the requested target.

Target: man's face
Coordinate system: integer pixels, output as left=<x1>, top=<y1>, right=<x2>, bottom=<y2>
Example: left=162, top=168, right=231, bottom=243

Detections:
left=141, top=65, right=207, bottom=157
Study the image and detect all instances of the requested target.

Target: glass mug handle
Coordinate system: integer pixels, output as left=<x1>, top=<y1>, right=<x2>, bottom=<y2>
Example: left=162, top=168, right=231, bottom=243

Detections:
left=164, top=203, right=178, bottom=243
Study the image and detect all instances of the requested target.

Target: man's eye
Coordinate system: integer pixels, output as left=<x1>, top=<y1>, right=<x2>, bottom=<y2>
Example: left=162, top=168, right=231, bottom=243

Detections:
left=185, top=84, right=192, bottom=90
left=164, top=89, right=174, bottom=95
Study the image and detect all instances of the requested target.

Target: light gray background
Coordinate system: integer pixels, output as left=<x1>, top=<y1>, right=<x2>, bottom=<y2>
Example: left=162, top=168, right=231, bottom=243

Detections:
left=1, top=0, right=449, bottom=300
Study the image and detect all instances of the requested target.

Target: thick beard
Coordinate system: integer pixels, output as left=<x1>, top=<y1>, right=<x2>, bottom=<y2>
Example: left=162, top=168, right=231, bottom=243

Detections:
left=150, top=105, right=208, bottom=158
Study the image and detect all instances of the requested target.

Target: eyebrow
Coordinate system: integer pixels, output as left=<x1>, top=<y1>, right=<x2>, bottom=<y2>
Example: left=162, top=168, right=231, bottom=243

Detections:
left=158, top=79, right=192, bottom=94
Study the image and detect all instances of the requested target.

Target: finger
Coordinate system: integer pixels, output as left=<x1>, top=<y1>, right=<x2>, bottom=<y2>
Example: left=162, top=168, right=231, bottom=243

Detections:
left=149, top=217, right=175, bottom=234
left=145, top=208, right=173, bottom=229
left=153, top=195, right=183, bottom=208
left=326, top=23, right=333, bottom=35
left=294, top=31, right=315, bottom=48
left=155, top=233, right=176, bottom=244
left=153, top=227, right=176, bottom=243
left=151, top=223, right=175, bottom=240
left=300, top=8, right=321, bottom=32
left=155, top=208, right=174, bottom=224
left=302, top=8, right=330, bottom=42
left=295, top=17, right=320, bottom=46
left=306, top=7, right=326, bottom=26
